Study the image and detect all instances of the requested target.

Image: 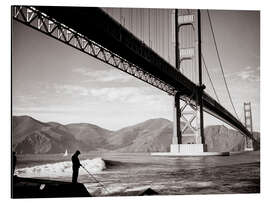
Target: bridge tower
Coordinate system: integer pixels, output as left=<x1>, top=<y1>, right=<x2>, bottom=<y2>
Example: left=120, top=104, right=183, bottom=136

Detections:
left=170, top=9, right=206, bottom=154
left=244, top=102, right=254, bottom=151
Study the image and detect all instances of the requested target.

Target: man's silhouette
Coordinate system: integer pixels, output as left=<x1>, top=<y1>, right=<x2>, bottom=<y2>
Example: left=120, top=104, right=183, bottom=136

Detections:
left=71, top=150, right=81, bottom=183
left=12, top=151, right=17, bottom=176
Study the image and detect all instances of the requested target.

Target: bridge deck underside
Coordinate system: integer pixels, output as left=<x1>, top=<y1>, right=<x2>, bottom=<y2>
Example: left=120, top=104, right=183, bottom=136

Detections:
left=15, top=6, right=254, bottom=141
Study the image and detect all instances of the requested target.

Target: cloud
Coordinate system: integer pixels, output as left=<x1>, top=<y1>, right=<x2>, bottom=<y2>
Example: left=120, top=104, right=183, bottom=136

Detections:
left=224, top=66, right=260, bottom=82
left=13, top=106, right=91, bottom=114
left=52, top=83, right=89, bottom=96
left=89, top=87, right=144, bottom=103
left=89, top=87, right=170, bottom=106
left=234, top=66, right=260, bottom=82
left=72, top=67, right=132, bottom=82
left=13, top=95, right=38, bottom=106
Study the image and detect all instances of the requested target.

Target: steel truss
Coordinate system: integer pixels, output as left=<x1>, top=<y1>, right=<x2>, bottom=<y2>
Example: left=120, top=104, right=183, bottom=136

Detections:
left=179, top=90, right=201, bottom=143
left=13, top=6, right=176, bottom=95
left=181, top=95, right=198, bottom=133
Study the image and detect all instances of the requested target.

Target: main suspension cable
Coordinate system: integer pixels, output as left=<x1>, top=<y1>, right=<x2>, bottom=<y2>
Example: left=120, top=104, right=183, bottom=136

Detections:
left=207, top=10, right=239, bottom=120
left=202, top=54, right=220, bottom=103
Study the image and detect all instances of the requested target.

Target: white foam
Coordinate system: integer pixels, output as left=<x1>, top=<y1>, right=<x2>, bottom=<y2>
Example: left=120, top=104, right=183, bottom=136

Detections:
left=15, top=157, right=106, bottom=178
left=84, top=183, right=128, bottom=196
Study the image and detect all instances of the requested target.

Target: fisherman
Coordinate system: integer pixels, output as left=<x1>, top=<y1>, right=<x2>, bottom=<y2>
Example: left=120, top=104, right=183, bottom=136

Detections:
left=71, top=150, right=82, bottom=183
left=12, top=151, right=17, bottom=176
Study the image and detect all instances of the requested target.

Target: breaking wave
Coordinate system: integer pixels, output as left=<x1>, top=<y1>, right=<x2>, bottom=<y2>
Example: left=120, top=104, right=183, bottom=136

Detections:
left=15, top=157, right=106, bottom=178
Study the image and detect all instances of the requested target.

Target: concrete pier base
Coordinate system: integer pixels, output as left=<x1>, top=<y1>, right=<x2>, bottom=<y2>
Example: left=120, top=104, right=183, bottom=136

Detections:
left=245, top=147, right=254, bottom=151
left=170, top=144, right=205, bottom=153
left=152, top=144, right=229, bottom=156
left=151, top=151, right=230, bottom=156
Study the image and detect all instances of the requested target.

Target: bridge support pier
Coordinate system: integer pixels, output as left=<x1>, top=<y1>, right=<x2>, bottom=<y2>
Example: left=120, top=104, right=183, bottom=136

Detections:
left=171, top=92, right=181, bottom=152
left=170, top=93, right=206, bottom=154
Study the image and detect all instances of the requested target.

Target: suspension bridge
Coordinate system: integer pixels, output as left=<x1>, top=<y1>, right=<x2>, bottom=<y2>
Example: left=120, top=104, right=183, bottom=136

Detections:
left=12, top=6, right=257, bottom=154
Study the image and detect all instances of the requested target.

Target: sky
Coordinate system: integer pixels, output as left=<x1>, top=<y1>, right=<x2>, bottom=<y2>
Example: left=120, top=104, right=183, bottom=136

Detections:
left=12, top=8, right=260, bottom=131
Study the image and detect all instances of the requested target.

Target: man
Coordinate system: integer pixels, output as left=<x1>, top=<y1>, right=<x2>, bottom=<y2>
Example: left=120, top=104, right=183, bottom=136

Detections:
left=71, top=150, right=81, bottom=183
left=12, top=151, right=17, bottom=176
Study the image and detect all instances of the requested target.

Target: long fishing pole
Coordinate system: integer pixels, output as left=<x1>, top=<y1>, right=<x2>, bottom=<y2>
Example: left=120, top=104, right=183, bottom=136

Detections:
left=81, top=165, right=110, bottom=194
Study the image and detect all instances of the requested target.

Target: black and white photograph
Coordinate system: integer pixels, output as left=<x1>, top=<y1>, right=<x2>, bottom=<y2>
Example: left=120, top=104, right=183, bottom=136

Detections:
left=9, top=1, right=262, bottom=200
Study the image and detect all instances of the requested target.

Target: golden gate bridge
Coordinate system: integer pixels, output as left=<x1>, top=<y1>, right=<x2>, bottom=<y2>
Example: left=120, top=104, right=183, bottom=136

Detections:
left=12, top=6, right=257, bottom=154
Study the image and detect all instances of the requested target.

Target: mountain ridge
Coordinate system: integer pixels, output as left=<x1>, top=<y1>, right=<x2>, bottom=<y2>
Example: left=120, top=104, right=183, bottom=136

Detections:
left=12, top=115, right=260, bottom=154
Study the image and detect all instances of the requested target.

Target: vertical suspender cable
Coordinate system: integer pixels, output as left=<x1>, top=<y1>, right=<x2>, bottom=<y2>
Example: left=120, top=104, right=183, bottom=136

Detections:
left=128, top=8, right=131, bottom=31
left=123, top=11, right=125, bottom=27
left=131, top=8, right=133, bottom=32
left=157, top=9, right=159, bottom=53
left=140, top=9, right=143, bottom=41
left=142, top=9, right=144, bottom=42
left=159, top=9, right=161, bottom=55
left=137, top=9, right=139, bottom=38
left=155, top=9, right=158, bottom=51
left=143, top=9, right=144, bottom=41
left=162, top=10, right=165, bottom=57
left=159, top=9, right=161, bottom=54
left=168, top=9, right=170, bottom=63
left=120, top=8, right=122, bottom=24
left=135, top=9, right=137, bottom=37
left=148, top=8, right=151, bottom=46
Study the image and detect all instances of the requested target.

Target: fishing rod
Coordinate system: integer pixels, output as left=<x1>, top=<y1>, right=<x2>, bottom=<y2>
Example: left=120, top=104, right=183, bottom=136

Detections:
left=81, top=165, right=110, bottom=194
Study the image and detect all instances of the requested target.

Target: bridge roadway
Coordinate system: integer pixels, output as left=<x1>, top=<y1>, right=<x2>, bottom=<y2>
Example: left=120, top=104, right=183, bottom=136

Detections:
left=20, top=6, right=254, bottom=141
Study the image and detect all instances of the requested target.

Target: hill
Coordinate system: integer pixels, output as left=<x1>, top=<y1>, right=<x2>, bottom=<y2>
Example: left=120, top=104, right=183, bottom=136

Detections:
left=12, top=115, right=48, bottom=146
left=108, top=118, right=173, bottom=152
left=65, top=123, right=112, bottom=150
left=12, top=115, right=260, bottom=154
left=13, top=116, right=83, bottom=154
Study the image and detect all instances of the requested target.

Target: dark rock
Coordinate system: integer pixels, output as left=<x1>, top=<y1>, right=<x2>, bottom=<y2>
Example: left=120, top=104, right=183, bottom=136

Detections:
left=139, top=188, right=159, bottom=196
left=12, top=177, right=91, bottom=198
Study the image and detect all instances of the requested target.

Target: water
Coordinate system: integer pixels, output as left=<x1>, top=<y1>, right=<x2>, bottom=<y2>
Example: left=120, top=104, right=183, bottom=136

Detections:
left=15, top=151, right=260, bottom=196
